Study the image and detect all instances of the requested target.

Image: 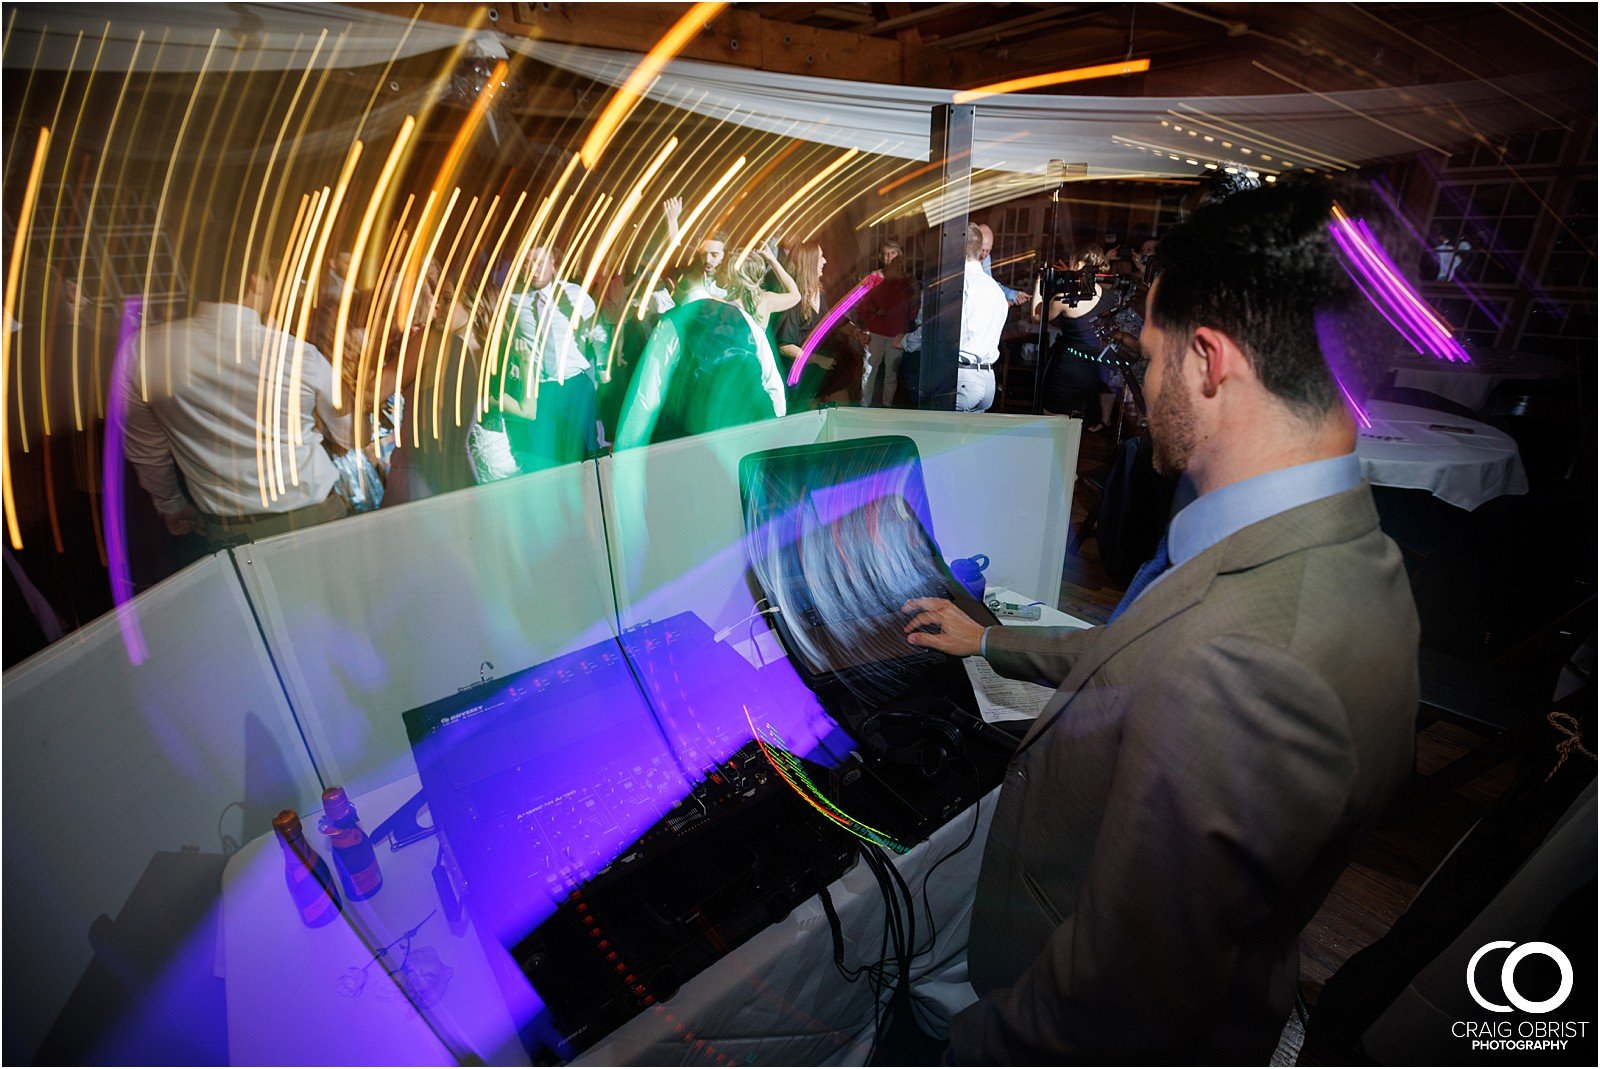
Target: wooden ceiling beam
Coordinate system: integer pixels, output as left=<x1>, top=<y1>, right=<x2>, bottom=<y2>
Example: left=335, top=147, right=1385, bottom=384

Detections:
left=864, top=2, right=977, bottom=35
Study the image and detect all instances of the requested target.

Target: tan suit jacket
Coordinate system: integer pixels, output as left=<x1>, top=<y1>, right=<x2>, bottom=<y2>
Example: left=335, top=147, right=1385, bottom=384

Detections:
left=949, top=485, right=1419, bottom=1063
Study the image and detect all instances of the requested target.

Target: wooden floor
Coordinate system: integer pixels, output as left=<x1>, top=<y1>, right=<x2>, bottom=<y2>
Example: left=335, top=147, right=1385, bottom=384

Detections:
left=1058, top=423, right=1518, bottom=1063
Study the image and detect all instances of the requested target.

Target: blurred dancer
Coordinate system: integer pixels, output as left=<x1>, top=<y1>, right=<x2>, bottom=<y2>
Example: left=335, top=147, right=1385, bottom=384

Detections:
left=123, top=257, right=354, bottom=545
left=617, top=250, right=789, bottom=450
left=663, top=196, right=730, bottom=304
left=776, top=242, right=865, bottom=409
left=496, top=247, right=602, bottom=472
left=386, top=265, right=488, bottom=504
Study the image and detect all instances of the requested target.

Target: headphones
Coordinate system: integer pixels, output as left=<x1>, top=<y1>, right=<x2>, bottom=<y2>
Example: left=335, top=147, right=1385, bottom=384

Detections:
left=856, top=711, right=966, bottom=782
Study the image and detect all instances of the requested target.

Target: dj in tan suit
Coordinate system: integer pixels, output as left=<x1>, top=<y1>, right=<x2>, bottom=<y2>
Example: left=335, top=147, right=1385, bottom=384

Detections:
left=904, top=180, right=1419, bottom=1063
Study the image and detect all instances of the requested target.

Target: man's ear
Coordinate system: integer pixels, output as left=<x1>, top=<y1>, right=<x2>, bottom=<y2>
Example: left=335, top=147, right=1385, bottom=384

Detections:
left=1190, top=326, right=1242, bottom=399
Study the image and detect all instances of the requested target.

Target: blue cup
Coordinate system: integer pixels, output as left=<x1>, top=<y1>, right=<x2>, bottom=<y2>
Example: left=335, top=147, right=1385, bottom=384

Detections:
left=948, top=554, right=990, bottom=602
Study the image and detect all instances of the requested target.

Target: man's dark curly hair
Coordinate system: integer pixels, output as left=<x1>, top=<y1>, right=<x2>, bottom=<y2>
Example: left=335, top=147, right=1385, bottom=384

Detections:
left=1151, top=178, right=1358, bottom=421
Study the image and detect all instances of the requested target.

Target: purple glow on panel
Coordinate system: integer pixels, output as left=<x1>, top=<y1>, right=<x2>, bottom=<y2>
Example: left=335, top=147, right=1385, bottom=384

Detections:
left=1327, top=209, right=1471, bottom=364
left=103, top=296, right=147, bottom=664
left=787, top=281, right=872, bottom=386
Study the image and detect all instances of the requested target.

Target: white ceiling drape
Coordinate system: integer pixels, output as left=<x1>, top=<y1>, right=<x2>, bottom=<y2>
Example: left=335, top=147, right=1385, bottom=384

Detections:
left=511, top=39, right=1594, bottom=178
left=7, top=3, right=1591, bottom=179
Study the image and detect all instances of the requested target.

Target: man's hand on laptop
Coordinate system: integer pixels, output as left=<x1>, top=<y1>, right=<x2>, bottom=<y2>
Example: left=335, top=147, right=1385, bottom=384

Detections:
left=901, top=597, right=985, bottom=658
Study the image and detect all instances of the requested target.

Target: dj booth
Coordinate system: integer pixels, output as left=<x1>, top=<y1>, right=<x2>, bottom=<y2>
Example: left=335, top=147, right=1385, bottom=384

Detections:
left=4, top=409, right=1082, bottom=1065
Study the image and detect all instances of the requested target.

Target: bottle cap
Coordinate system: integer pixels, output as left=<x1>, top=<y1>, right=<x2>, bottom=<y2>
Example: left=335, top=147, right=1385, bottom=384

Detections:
left=272, top=809, right=302, bottom=839
left=321, top=786, right=352, bottom=820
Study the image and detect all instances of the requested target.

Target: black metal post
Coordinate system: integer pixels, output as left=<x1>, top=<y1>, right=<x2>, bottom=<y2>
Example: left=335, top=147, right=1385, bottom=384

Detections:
left=1032, top=186, right=1063, bottom=416
left=917, top=103, right=974, bottom=411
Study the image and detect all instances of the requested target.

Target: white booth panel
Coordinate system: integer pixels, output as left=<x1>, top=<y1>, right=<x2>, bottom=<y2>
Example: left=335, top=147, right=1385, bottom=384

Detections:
left=1, top=552, right=319, bottom=1065
left=231, top=463, right=615, bottom=797
left=602, top=412, right=827, bottom=633
left=821, top=409, right=1080, bottom=606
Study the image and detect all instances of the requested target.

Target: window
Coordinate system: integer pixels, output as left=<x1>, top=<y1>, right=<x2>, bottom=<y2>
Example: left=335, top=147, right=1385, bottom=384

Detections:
left=24, top=181, right=188, bottom=306
left=1426, top=178, right=1549, bottom=286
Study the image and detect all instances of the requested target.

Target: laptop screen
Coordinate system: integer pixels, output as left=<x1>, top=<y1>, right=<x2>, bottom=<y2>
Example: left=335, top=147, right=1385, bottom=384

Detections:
left=740, top=437, right=957, bottom=685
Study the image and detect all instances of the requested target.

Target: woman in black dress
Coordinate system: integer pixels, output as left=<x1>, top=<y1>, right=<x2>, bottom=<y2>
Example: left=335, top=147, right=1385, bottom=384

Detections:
left=775, top=242, right=863, bottom=410
left=1033, top=244, right=1115, bottom=427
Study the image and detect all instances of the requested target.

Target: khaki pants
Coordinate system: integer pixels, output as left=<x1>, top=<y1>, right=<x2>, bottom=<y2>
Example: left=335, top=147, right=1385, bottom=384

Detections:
left=200, top=492, right=350, bottom=548
left=861, top=332, right=903, bottom=407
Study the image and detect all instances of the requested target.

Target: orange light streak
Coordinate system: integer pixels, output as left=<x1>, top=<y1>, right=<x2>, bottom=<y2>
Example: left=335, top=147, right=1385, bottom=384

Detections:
left=390, top=186, right=459, bottom=441
left=370, top=191, right=435, bottom=440
left=33, top=29, right=84, bottom=438
left=736, top=149, right=859, bottom=269
left=578, top=2, right=727, bottom=169
left=952, top=57, right=1150, bottom=103
left=331, top=114, right=416, bottom=402
left=58, top=21, right=112, bottom=428
left=77, top=30, right=144, bottom=424
left=256, top=192, right=315, bottom=504
left=447, top=195, right=502, bottom=433
left=464, top=191, right=528, bottom=418
left=253, top=192, right=309, bottom=506
left=235, top=29, right=329, bottom=319
left=577, top=137, right=678, bottom=335
left=141, top=27, right=220, bottom=403
left=292, top=138, right=364, bottom=376
left=1, top=127, right=50, bottom=549
left=432, top=59, right=506, bottom=195
left=710, top=138, right=803, bottom=239
left=276, top=186, right=331, bottom=489
left=876, top=154, right=956, bottom=197
left=416, top=194, right=481, bottom=446
left=522, top=154, right=581, bottom=267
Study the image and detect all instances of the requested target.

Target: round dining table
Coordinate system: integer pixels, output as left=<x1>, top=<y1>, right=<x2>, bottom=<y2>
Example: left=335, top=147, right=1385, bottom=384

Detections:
left=1355, top=400, right=1529, bottom=512
left=1385, top=346, right=1575, bottom=413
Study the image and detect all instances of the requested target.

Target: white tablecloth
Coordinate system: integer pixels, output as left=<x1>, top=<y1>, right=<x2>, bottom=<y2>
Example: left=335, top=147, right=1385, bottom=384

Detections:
left=1387, top=348, right=1574, bottom=412
left=1356, top=400, right=1528, bottom=511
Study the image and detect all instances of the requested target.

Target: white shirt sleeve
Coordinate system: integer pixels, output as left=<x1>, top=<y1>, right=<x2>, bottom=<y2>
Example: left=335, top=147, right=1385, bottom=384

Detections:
left=304, top=343, right=354, bottom=450
left=617, top=318, right=679, bottom=452
left=120, top=350, right=189, bottom=515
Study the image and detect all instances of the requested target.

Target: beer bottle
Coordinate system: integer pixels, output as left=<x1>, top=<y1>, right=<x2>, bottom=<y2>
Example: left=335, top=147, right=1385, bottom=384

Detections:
left=319, top=787, right=384, bottom=901
left=272, top=809, right=341, bottom=928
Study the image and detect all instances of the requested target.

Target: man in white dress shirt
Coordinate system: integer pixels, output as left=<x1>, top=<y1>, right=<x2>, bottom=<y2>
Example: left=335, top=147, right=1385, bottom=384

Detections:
left=123, top=260, right=354, bottom=546
left=499, top=246, right=602, bottom=472
left=959, top=223, right=1010, bottom=412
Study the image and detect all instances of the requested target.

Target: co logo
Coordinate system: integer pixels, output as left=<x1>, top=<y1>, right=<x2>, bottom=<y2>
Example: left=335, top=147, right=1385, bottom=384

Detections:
left=1467, top=941, right=1574, bottom=1014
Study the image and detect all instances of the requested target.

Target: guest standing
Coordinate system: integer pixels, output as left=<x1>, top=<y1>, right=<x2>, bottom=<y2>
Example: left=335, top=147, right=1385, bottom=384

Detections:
left=855, top=240, right=919, bottom=407
left=497, top=246, right=601, bottom=472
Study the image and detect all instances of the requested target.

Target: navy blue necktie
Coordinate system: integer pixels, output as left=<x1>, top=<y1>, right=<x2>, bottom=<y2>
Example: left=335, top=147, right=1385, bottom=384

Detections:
left=1109, top=535, right=1171, bottom=623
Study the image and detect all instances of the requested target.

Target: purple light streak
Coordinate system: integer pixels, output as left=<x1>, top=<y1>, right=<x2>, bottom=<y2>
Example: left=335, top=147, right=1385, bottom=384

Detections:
left=1370, top=177, right=1507, bottom=332
left=103, top=296, right=147, bottom=664
left=1333, top=373, right=1373, bottom=429
left=1315, top=310, right=1373, bottom=430
left=1328, top=208, right=1471, bottom=364
left=787, top=280, right=873, bottom=387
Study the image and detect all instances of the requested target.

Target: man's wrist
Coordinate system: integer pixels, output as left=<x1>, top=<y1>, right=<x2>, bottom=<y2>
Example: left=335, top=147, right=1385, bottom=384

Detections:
left=980, top=625, right=991, bottom=658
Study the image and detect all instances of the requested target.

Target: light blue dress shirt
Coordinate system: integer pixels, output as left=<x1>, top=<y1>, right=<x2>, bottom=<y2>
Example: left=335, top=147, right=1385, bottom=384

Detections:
left=1136, top=452, right=1364, bottom=603
left=976, top=453, right=1362, bottom=655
